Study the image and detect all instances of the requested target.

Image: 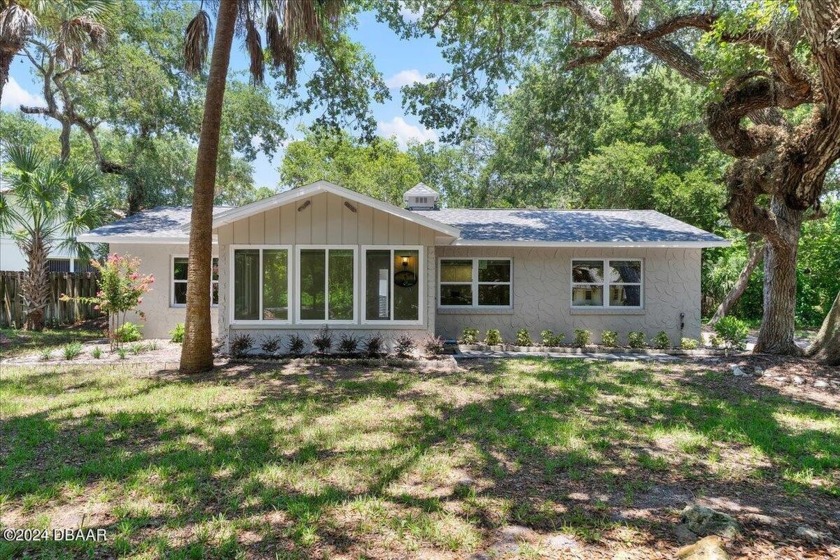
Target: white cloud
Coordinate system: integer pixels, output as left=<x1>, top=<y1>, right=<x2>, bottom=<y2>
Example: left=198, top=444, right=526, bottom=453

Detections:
left=384, top=69, right=432, bottom=89
left=399, top=4, right=424, bottom=22
left=376, top=116, right=437, bottom=147
left=1, top=77, right=44, bottom=111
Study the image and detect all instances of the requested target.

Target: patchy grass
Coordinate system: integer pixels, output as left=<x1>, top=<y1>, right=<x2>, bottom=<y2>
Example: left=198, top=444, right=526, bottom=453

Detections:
left=0, top=358, right=838, bottom=559
left=0, top=326, right=102, bottom=360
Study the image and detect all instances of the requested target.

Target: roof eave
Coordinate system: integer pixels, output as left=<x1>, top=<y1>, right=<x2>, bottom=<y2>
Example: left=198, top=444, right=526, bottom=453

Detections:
left=447, top=239, right=731, bottom=248
left=76, top=234, right=215, bottom=245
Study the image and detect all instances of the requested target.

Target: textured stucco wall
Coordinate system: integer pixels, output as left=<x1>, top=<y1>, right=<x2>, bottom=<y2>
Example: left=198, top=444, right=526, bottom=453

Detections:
left=110, top=243, right=219, bottom=339
left=434, top=246, right=702, bottom=346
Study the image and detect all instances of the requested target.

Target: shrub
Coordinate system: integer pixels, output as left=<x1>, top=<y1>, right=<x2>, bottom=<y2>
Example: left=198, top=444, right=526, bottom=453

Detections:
left=423, top=335, right=446, bottom=356
left=680, top=337, right=699, bottom=350
left=714, top=316, right=749, bottom=350
left=63, top=341, right=83, bottom=360
left=601, top=330, right=618, bottom=347
left=260, top=335, right=283, bottom=354
left=484, top=329, right=503, bottom=345
left=114, top=322, right=142, bottom=343
left=288, top=334, right=306, bottom=356
left=709, top=334, right=722, bottom=348
left=540, top=329, right=554, bottom=346
left=230, top=333, right=253, bottom=357
left=40, top=349, right=52, bottom=361
left=515, top=328, right=532, bottom=346
left=461, top=327, right=479, bottom=344
left=338, top=333, right=360, bottom=354
left=394, top=334, right=415, bottom=357
left=170, top=323, right=185, bottom=343
left=130, top=343, right=144, bottom=355
left=91, top=347, right=102, bottom=359
left=651, top=331, right=671, bottom=349
left=574, top=329, right=591, bottom=347
left=147, top=340, right=158, bottom=351
left=312, top=326, right=333, bottom=354
left=365, top=333, right=385, bottom=357
left=116, top=347, right=127, bottom=360
left=628, top=331, right=646, bottom=348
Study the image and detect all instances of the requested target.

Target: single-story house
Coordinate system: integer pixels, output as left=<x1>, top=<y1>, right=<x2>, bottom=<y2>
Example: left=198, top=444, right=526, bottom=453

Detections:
left=78, top=180, right=728, bottom=348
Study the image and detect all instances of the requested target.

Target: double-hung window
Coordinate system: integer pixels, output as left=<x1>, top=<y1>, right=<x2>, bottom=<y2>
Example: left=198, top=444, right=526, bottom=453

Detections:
left=363, top=248, right=422, bottom=323
left=297, top=247, right=356, bottom=323
left=439, top=258, right=512, bottom=307
left=571, top=259, right=642, bottom=308
left=232, top=247, right=290, bottom=321
left=172, top=256, right=219, bottom=307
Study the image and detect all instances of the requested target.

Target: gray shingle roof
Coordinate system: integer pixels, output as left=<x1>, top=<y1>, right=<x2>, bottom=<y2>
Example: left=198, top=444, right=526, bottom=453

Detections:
left=79, top=206, right=231, bottom=241
left=411, top=208, right=727, bottom=245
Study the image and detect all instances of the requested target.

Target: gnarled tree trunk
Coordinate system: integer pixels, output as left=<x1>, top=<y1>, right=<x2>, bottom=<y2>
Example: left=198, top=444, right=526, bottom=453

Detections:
left=806, top=290, right=840, bottom=366
left=0, top=47, right=13, bottom=107
left=709, top=239, right=764, bottom=326
left=179, top=0, right=238, bottom=374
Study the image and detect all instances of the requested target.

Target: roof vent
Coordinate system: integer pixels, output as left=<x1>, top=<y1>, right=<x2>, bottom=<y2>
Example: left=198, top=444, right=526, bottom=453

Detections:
left=403, top=183, right=439, bottom=210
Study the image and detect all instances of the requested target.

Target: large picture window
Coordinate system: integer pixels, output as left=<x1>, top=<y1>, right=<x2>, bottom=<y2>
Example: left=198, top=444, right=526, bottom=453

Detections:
left=232, top=247, right=290, bottom=321
left=297, top=247, right=356, bottom=323
left=363, top=248, right=422, bottom=323
left=439, top=258, right=512, bottom=307
left=571, top=259, right=642, bottom=308
left=172, top=256, right=219, bottom=307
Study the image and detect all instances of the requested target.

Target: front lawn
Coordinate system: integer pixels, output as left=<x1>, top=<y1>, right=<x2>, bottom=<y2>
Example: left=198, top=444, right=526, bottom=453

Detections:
left=0, top=325, right=103, bottom=360
left=1, top=358, right=838, bottom=559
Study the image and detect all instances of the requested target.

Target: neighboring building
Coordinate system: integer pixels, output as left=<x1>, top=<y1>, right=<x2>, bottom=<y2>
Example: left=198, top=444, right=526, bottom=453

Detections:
left=78, top=181, right=728, bottom=345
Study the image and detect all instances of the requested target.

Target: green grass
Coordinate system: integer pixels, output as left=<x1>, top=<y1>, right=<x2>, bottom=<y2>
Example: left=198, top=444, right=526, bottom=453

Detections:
left=0, top=326, right=101, bottom=360
left=0, top=358, right=837, bottom=558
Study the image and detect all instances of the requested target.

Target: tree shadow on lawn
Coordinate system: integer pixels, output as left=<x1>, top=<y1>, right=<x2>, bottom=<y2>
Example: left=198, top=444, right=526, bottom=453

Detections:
left=1, top=358, right=838, bottom=558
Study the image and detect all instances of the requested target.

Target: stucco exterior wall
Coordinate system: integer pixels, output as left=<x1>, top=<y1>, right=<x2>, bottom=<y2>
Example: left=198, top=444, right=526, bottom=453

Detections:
left=215, top=192, right=441, bottom=349
left=434, top=246, right=702, bottom=346
left=110, top=242, right=219, bottom=340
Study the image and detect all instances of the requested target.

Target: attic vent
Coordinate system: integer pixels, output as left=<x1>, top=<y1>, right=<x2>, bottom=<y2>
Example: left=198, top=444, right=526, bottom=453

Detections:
left=403, top=183, right=439, bottom=210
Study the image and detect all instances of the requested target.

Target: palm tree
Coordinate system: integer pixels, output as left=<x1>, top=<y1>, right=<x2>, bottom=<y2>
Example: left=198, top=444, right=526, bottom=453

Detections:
left=179, top=0, right=345, bottom=373
left=0, top=144, right=105, bottom=330
left=0, top=0, right=110, bottom=108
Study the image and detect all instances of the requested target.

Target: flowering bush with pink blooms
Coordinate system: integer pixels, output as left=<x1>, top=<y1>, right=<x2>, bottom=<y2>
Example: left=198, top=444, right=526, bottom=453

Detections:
left=64, top=254, right=154, bottom=347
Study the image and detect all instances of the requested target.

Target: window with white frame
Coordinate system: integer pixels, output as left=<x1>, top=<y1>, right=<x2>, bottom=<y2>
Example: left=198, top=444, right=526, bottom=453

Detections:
left=439, top=258, right=512, bottom=307
left=571, top=259, right=642, bottom=308
left=297, top=247, right=356, bottom=322
left=172, top=256, right=219, bottom=307
left=363, top=248, right=421, bottom=322
left=232, top=248, right=289, bottom=321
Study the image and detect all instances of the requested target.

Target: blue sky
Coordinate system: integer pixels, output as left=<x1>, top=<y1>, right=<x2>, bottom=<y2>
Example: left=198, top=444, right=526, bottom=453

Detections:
left=1, top=7, right=452, bottom=190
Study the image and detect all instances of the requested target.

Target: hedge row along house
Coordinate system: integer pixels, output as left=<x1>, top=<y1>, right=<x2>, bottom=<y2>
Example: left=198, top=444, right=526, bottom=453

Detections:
left=78, top=181, right=728, bottom=348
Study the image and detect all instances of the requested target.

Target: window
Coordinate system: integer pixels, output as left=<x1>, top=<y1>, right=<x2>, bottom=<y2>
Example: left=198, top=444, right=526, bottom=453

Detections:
left=172, top=256, right=219, bottom=307
left=297, top=247, right=356, bottom=323
left=571, top=259, right=642, bottom=308
left=363, top=248, right=422, bottom=323
left=232, top=248, right=290, bottom=322
left=439, top=258, right=512, bottom=307
left=47, top=258, right=71, bottom=273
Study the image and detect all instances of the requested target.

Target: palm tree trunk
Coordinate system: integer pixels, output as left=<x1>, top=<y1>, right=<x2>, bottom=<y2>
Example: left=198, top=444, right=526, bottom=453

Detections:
left=806, top=290, right=840, bottom=366
left=21, top=233, right=51, bottom=331
left=179, top=0, right=238, bottom=374
left=0, top=48, right=13, bottom=108
left=708, top=240, right=764, bottom=326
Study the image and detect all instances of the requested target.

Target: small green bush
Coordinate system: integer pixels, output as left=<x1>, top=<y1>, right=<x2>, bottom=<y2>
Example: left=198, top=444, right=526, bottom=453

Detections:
left=230, top=333, right=253, bottom=357
left=540, top=329, right=554, bottom=346
left=63, top=341, right=83, bottom=360
left=423, top=335, right=446, bottom=356
left=462, top=327, right=480, bottom=344
left=130, top=343, right=144, bottom=355
left=515, top=328, right=532, bottom=346
left=573, top=329, right=591, bottom=347
left=116, top=347, right=127, bottom=360
left=709, top=334, right=722, bottom=348
left=628, top=331, right=646, bottom=349
left=394, top=334, right=415, bottom=357
left=601, top=330, right=618, bottom=347
left=680, top=337, right=699, bottom=350
left=114, top=322, right=142, bottom=343
left=169, top=323, right=185, bottom=343
left=714, top=316, right=749, bottom=350
left=651, top=331, right=671, bottom=349
left=40, top=349, right=52, bottom=361
left=91, top=347, right=102, bottom=359
left=484, top=329, right=502, bottom=345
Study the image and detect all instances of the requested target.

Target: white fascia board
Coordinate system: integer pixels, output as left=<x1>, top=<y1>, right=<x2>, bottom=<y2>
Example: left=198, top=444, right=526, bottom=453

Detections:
left=76, top=234, right=216, bottom=245
left=209, top=180, right=461, bottom=238
left=446, top=239, right=731, bottom=248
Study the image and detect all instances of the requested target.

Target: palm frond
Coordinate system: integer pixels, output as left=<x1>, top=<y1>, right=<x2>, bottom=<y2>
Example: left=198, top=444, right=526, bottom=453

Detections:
left=184, top=9, right=211, bottom=75
left=0, top=4, right=38, bottom=45
left=245, top=16, right=264, bottom=86
left=56, top=15, right=107, bottom=66
left=267, top=10, right=296, bottom=84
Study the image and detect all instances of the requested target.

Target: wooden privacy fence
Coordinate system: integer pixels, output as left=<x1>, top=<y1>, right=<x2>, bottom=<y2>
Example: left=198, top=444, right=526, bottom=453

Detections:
left=0, top=271, right=101, bottom=327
